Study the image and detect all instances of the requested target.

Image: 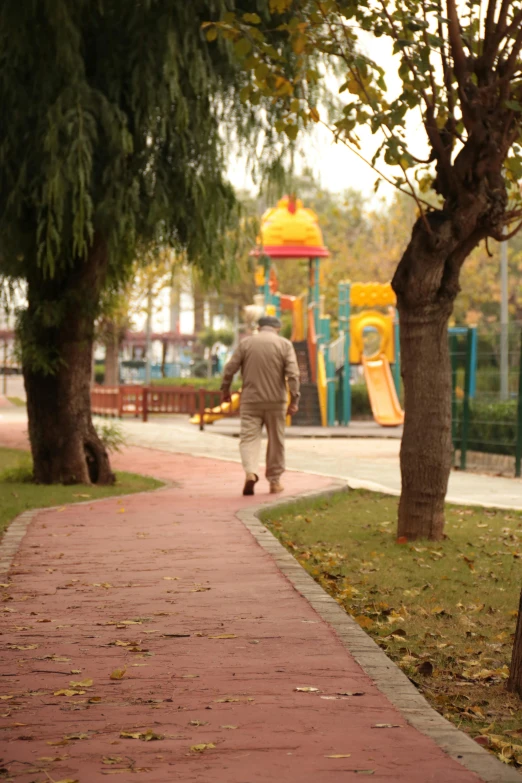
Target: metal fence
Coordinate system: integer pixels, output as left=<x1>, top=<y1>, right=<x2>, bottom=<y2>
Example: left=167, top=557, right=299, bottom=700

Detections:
left=451, top=323, right=522, bottom=476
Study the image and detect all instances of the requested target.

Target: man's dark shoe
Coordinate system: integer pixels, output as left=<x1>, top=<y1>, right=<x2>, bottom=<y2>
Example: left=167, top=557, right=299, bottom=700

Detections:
left=243, top=473, right=258, bottom=496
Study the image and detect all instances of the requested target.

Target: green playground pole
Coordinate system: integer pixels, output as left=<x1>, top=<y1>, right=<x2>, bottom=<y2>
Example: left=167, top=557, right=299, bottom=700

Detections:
left=263, top=257, right=271, bottom=311
left=460, top=327, right=473, bottom=471
left=450, top=332, right=458, bottom=462
left=338, top=281, right=351, bottom=425
left=515, top=332, right=522, bottom=477
left=393, top=308, right=401, bottom=396
left=313, top=257, right=320, bottom=335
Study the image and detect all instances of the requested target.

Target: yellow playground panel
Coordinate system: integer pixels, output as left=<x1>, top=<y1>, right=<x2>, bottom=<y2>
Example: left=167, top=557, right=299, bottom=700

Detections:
left=348, top=281, right=403, bottom=427
left=350, top=310, right=395, bottom=364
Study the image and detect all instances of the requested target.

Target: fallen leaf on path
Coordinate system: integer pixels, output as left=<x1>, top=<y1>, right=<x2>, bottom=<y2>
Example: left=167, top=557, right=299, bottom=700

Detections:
left=326, top=754, right=351, bottom=758
left=189, top=720, right=208, bottom=727
left=47, top=739, right=70, bottom=746
left=181, top=674, right=199, bottom=679
left=53, top=689, right=85, bottom=697
left=65, top=733, right=89, bottom=740
left=38, top=755, right=69, bottom=761
left=72, top=494, right=91, bottom=498
left=103, top=757, right=124, bottom=765
left=190, top=743, right=215, bottom=752
left=69, top=678, right=93, bottom=688
left=163, top=633, right=190, bottom=638
left=337, top=691, right=365, bottom=696
left=53, top=779, right=79, bottom=783
left=110, top=668, right=126, bottom=680
left=120, top=729, right=164, bottom=741
left=163, top=577, right=179, bottom=581
left=8, top=644, right=37, bottom=650
left=295, top=686, right=320, bottom=693
left=221, top=725, right=238, bottom=729
left=208, top=634, right=237, bottom=639
left=372, top=724, right=401, bottom=729
left=354, top=616, right=374, bottom=629
left=191, top=587, right=211, bottom=592
left=0, top=695, right=14, bottom=700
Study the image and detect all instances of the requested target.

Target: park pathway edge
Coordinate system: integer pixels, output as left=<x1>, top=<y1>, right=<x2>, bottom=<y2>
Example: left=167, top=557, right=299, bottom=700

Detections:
left=237, top=486, right=522, bottom=783
left=0, top=478, right=173, bottom=577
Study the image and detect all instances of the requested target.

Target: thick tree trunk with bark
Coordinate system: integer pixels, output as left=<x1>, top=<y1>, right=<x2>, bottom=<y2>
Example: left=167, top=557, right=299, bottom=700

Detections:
left=393, top=209, right=488, bottom=541
left=104, top=328, right=119, bottom=387
left=397, top=303, right=453, bottom=540
left=22, top=239, right=114, bottom=485
left=508, top=588, right=522, bottom=698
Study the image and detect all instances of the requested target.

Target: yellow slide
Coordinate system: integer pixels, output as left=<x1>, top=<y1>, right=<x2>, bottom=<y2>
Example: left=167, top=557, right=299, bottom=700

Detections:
left=190, top=392, right=241, bottom=425
left=362, top=354, right=404, bottom=427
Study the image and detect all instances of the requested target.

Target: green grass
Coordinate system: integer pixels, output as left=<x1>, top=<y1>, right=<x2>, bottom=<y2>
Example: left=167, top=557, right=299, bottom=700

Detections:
left=0, top=448, right=162, bottom=537
left=262, top=490, right=522, bottom=768
left=6, top=397, right=25, bottom=407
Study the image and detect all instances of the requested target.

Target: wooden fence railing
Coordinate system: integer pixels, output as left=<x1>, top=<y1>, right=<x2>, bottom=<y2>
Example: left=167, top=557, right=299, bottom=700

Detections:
left=90, top=385, right=240, bottom=426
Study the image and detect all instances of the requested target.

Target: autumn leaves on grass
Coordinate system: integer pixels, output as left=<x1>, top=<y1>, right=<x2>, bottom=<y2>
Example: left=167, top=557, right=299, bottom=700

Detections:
left=263, top=490, right=522, bottom=768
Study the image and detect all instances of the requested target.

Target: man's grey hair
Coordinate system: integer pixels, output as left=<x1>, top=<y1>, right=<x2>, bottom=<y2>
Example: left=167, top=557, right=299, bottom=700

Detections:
left=258, top=315, right=282, bottom=329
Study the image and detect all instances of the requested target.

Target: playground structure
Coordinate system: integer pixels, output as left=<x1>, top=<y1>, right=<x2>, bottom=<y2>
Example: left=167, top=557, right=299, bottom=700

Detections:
left=189, top=194, right=405, bottom=428
left=252, top=196, right=404, bottom=427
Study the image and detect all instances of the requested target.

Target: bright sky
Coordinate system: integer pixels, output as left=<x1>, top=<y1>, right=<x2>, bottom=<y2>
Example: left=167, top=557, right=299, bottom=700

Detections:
left=227, top=35, right=431, bottom=202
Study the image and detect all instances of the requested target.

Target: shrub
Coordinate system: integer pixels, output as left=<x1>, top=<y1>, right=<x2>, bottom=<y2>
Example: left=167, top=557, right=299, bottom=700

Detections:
left=95, top=422, right=126, bottom=453
left=454, top=399, right=518, bottom=456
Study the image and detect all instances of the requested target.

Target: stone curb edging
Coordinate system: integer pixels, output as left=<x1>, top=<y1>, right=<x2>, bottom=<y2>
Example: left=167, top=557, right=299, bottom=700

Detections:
left=0, top=476, right=175, bottom=579
left=237, top=483, right=521, bottom=783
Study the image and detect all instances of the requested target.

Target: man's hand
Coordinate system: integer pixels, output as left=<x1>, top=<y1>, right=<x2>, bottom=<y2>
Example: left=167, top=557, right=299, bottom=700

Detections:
left=287, top=402, right=299, bottom=417
left=221, top=391, right=232, bottom=404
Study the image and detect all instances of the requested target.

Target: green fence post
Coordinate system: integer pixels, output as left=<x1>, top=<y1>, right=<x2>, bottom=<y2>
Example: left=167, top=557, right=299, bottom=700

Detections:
left=338, top=282, right=351, bottom=425
left=460, top=327, right=473, bottom=471
left=450, top=333, right=458, bottom=461
left=515, top=332, right=522, bottom=478
left=393, top=309, right=401, bottom=396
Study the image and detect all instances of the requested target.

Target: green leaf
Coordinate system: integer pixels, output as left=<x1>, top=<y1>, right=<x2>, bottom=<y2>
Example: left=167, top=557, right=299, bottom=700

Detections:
left=284, top=123, right=299, bottom=140
left=505, top=100, right=522, bottom=112
left=234, top=37, right=252, bottom=58
left=206, top=27, right=218, bottom=42
left=242, top=12, right=262, bottom=24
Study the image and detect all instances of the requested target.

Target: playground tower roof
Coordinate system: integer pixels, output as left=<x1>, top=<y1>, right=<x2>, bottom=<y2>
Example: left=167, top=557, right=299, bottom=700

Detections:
left=252, top=195, right=329, bottom=259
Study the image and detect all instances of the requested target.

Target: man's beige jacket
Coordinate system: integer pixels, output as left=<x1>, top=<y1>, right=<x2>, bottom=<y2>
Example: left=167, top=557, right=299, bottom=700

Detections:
left=221, top=327, right=300, bottom=405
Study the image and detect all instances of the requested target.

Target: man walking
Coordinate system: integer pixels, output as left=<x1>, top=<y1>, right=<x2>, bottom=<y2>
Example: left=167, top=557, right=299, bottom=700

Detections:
left=221, top=315, right=300, bottom=496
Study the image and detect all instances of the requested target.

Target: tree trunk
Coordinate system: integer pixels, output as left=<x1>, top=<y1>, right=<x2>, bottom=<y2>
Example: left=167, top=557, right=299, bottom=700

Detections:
left=104, top=327, right=119, bottom=386
left=392, top=210, right=485, bottom=541
left=22, top=239, right=114, bottom=485
left=396, top=303, right=453, bottom=541
left=508, top=588, right=522, bottom=698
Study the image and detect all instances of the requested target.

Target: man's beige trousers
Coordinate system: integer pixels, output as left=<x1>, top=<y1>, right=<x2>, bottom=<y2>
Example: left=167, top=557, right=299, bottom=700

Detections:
left=239, top=403, right=287, bottom=482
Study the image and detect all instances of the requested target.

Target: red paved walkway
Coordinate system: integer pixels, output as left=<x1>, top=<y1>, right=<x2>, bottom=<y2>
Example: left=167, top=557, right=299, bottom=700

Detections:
left=0, top=443, right=485, bottom=782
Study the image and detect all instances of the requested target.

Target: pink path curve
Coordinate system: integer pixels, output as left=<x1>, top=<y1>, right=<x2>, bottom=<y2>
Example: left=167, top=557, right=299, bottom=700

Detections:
left=0, top=429, right=484, bottom=781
